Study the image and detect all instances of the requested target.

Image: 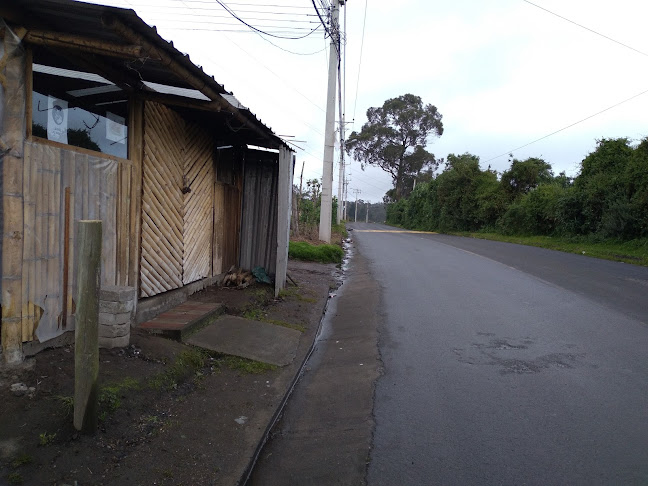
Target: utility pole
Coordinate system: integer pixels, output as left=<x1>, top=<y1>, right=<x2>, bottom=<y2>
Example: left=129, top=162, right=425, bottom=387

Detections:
left=336, top=3, right=347, bottom=225
left=319, top=0, right=341, bottom=242
left=366, top=202, right=369, bottom=223
left=343, top=177, right=350, bottom=220
left=351, top=188, right=361, bottom=223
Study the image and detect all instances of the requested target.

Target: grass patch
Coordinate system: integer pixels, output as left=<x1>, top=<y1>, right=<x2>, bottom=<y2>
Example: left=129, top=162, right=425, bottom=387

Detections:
left=7, top=472, right=23, bottom=485
left=97, top=376, right=141, bottom=420
left=148, top=349, right=211, bottom=391
left=289, top=241, right=344, bottom=264
left=278, top=286, right=317, bottom=303
left=221, top=356, right=277, bottom=374
left=242, top=307, right=264, bottom=321
left=11, top=454, right=33, bottom=469
left=264, top=318, right=306, bottom=333
left=54, top=395, right=74, bottom=417
left=454, top=232, right=648, bottom=266
left=332, top=222, right=348, bottom=241
left=38, top=432, right=56, bottom=447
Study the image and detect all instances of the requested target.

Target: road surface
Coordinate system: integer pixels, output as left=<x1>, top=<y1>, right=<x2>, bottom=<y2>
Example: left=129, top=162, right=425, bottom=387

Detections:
left=251, top=224, right=648, bottom=485
left=356, top=224, right=648, bottom=485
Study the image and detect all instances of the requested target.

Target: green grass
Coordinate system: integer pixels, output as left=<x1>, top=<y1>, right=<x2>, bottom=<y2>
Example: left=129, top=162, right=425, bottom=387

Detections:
left=453, top=232, right=648, bottom=266
left=264, top=318, right=306, bottom=333
left=7, top=472, right=23, bottom=485
left=11, top=454, right=33, bottom=469
left=289, top=241, right=344, bottom=264
left=332, top=222, right=348, bottom=240
left=148, top=349, right=211, bottom=391
left=38, top=432, right=56, bottom=447
left=221, top=356, right=277, bottom=374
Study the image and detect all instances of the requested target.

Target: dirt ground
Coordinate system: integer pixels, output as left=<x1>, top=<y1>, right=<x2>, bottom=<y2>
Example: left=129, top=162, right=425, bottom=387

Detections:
left=0, top=260, right=339, bottom=486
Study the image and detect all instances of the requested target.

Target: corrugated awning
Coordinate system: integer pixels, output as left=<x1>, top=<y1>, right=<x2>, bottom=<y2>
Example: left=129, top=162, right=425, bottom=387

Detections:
left=2, top=0, right=291, bottom=151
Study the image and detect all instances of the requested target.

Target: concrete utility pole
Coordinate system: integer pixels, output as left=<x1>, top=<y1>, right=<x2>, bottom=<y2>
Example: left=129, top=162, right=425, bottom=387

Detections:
left=343, top=177, right=350, bottom=220
left=319, top=0, right=341, bottom=242
left=352, top=188, right=361, bottom=223
left=366, top=202, right=369, bottom=223
left=336, top=3, right=347, bottom=225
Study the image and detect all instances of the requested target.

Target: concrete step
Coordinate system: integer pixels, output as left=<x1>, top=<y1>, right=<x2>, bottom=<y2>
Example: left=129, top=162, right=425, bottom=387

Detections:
left=138, top=301, right=224, bottom=340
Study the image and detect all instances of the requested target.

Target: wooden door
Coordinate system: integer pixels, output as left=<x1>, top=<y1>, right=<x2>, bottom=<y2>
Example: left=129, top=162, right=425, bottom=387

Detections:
left=140, top=102, right=184, bottom=297
left=182, top=122, right=214, bottom=285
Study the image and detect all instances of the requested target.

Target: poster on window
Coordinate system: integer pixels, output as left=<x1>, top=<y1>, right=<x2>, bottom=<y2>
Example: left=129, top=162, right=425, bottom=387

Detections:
left=106, top=111, right=126, bottom=144
left=47, top=96, right=68, bottom=144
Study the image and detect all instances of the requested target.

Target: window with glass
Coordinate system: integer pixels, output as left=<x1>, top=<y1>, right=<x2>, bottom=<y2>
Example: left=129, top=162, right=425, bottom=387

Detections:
left=31, top=63, right=129, bottom=159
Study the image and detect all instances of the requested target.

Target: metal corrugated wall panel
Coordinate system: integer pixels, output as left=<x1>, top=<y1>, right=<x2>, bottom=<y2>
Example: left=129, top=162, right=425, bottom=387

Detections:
left=239, top=153, right=279, bottom=274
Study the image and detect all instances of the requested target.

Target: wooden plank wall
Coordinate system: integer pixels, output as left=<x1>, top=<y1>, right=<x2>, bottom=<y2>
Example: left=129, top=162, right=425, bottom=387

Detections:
left=213, top=182, right=241, bottom=275
left=21, top=141, right=127, bottom=343
left=140, top=101, right=184, bottom=297
left=182, top=121, right=214, bottom=285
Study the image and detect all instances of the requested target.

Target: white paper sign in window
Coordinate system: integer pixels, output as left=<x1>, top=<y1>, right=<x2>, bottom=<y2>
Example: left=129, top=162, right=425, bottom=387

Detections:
left=106, top=111, right=126, bottom=144
left=47, top=96, right=68, bottom=144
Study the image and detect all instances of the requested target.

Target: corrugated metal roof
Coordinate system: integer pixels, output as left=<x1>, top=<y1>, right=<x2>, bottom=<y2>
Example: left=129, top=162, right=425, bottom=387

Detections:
left=4, top=0, right=291, bottom=151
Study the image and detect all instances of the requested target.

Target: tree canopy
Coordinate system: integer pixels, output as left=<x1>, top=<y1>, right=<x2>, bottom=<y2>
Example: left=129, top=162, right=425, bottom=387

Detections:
left=345, top=94, right=443, bottom=200
left=385, top=137, right=648, bottom=240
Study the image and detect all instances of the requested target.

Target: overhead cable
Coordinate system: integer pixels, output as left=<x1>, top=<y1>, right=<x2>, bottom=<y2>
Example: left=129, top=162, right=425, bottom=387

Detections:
left=523, top=0, right=648, bottom=58
left=352, top=0, right=368, bottom=125
left=483, top=87, right=648, bottom=163
left=214, top=0, right=323, bottom=39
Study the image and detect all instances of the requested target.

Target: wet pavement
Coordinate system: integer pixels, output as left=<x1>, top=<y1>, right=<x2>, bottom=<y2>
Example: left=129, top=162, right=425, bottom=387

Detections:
left=354, top=224, right=648, bottom=486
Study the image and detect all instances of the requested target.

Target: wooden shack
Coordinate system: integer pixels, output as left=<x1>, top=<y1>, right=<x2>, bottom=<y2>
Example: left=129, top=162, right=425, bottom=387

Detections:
left=0, top=0, right=294, bottom=364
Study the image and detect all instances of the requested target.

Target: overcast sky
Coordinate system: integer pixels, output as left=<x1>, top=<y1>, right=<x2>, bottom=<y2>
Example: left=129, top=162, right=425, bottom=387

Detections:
left=86, top=0, right=648, bottom=203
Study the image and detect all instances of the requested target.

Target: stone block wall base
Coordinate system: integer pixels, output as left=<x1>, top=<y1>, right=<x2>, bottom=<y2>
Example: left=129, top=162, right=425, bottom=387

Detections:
left=99, top=286, right=135, bottom=349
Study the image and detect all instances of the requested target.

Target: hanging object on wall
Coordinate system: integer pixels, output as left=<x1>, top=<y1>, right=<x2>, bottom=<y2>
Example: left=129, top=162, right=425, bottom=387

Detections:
left=47, top=96, right=68, bottom=144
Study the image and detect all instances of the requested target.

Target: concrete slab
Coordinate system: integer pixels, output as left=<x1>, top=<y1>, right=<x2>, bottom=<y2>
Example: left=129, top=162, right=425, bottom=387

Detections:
left=185, top=315, right=302, bottom=367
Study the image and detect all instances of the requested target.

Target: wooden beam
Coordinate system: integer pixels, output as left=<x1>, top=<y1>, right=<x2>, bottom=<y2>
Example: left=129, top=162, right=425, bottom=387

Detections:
left=103, top=15, right=282, bottom=150
left=25, top=30, right=149, bottom=60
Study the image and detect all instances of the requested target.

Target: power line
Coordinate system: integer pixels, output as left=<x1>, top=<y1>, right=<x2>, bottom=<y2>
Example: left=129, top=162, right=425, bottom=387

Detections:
left=483, top=86, right=648, bottom=163
left=523, top=0, right=648, bottom=59
left=172, top=0, right=314, bottom=7
left=148, top=19, right=320, bottom=31
left=146, top=12, right=319, bottom=23
left=214, top=0, right=323, bottom=40
left=352, top=0, right=368, bottom=125
left=143, top=6, right=319, bottom=17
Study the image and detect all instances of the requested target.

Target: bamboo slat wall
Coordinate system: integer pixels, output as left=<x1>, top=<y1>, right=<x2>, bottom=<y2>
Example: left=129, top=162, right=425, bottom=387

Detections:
left=182, top=122, right=214, bottom=285
left=21, top=140, right=128, bottom=343
left=141, top=101, right=218, bottom=297
left=141, top=101, right=184, bottom=297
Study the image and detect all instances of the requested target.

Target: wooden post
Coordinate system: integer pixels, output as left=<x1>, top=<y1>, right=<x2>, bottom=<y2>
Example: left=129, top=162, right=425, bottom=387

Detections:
left=275, top=148, right=292, bottom=297
left=1, top=27, right=26, bottom=365
left=61, top=187, right=70, bottom=329
left=74, top=220, right=102, bottom=434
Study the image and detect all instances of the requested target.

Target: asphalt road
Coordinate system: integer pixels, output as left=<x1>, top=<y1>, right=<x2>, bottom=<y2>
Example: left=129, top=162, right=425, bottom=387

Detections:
left=352, top=223, right=648, bottom=486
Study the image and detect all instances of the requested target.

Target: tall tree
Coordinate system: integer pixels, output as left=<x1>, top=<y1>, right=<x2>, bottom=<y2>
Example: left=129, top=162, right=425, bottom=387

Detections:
left=500, top=156, right=554, bottom=199
left=346, top=94, right=443, bottom=200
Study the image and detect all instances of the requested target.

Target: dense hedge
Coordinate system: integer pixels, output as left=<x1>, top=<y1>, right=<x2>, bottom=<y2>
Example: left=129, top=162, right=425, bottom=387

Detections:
left=386, top=138, right=648, bottom=240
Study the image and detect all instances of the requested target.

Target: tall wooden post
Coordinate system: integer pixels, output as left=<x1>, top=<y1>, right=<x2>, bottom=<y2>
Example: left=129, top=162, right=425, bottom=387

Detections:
left=1, top=28, right=26, bottom=365
left=74, top=220, right=102, bottom=433
left=275, top=148, right=292, bottom=297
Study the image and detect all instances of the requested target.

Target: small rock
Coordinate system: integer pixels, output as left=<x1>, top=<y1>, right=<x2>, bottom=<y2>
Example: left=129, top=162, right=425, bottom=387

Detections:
left=234, top=416, right=248, bottom=425
left=10, top=383, right=28, bottom=397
